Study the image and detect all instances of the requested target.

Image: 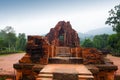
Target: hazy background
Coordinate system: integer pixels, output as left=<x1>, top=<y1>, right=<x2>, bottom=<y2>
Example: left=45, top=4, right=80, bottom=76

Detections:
left=0, top=0, right=119, bottom=35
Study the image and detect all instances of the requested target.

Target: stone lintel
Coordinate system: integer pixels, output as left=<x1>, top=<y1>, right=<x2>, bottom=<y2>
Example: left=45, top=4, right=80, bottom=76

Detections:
left=96, top=64, right=118, bottom=71
left=13, top=63, right=34, bottom=70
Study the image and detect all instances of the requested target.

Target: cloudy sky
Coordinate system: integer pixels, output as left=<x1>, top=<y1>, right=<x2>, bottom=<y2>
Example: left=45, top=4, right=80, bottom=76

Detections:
left=0, top=0, right=119, bottom=35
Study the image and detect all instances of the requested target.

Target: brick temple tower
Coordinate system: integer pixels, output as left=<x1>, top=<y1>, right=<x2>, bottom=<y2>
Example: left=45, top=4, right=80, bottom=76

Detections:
left=46, top=21, right=80, bottom=47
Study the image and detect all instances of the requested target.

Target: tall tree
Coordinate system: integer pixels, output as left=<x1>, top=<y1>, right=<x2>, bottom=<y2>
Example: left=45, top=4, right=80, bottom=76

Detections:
left=16, top=33, right=26, bottom=51
left=0, top=30, right=7, bottom=48
left=0, top=26, right=17, bottom=51
left=106, top=4, right=120, bottom=35
left=0, top=26, right=26, bottom=53
left=106, top=4, right=120, bottom=56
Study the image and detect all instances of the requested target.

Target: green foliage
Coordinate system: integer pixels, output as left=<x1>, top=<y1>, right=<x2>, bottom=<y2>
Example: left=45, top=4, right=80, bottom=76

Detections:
left=16, top=33, right=26, bottom=51
left=81, top=38, right=93, bottom=48
left=93, top=34, right=109, bottom=49
left=0, top=26, right=17, bottom=52
left=82, top=33, right=120, bottom=56
left=106, top=4, right=120, bottom=56
left=0, top=26, right=26, bottom=54
left=108, top=34, right=120, bottom=56
left=108, top=34, right=118, bottom=49
left=106, top=4, right=120, bottom=34
left=82, top=34, right=109, bottom=49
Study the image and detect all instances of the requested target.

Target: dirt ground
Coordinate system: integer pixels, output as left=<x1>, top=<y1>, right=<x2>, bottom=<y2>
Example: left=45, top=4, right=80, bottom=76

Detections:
left=107, top=54, right=120, bottom=75
left=0, top=53, right=120, bottom=76
left=0, top=53, right=25, bottom=75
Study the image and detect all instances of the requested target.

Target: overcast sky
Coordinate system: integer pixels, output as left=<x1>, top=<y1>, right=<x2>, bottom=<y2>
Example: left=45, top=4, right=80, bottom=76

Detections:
left=0, top=0, right=120, bottom=35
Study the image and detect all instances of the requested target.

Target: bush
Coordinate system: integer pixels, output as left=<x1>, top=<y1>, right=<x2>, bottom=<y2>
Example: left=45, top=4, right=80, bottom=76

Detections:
left=0, top=76, right=7, bottom=80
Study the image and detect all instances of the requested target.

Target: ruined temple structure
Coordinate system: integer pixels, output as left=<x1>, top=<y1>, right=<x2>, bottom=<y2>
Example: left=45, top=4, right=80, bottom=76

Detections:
left=46, top=21, right=80, bottom=47
left=14, top=21, right=118, bottom=80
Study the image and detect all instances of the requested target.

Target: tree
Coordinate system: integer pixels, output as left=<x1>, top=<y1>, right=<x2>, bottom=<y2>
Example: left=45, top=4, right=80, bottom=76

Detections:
left=93, top=34, right=109, bottom=49
left=108, top=34, right=120, bottom=56
left=0, top=26, right=17, bottom=51
left=0, top=38, right=4, bottom=49
left=106, top=4, right=120, bottom=35
left=0, top=26, right=26, bottom=53
left=3, top=26, right=15, bottom=33
left=16, top=33, right=26, bottom=51
left=82, top=38, right=93, bottom=48
left=108, top=34, right=118, bottom=49
left=7, top=32, right=17, bottom=51
left=106, top=4, right=120, bottom=56
left=0, top=30, right=7, bottom=48
left=4, top=26, right=17, bottom=51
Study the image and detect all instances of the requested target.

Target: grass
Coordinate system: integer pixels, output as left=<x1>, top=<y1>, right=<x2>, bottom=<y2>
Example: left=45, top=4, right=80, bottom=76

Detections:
left=0, top=51, right=25, bottom=56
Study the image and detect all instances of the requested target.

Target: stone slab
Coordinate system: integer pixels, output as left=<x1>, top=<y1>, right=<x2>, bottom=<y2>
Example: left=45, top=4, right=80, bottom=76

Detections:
left=40, top=64, right=92, bottom=75
left=36, top=78, right=52, bottom=80
left=78, top=75, right=94, bottom=79
left=38, top=74, right=53, bottom=78
left=96, top=64, right=118, bottom=71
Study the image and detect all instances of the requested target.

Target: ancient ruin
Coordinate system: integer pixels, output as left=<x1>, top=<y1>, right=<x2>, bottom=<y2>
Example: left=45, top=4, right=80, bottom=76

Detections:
left=14, top=21, right=118, bottom=80
left=46, top=21, right=80, bottom=47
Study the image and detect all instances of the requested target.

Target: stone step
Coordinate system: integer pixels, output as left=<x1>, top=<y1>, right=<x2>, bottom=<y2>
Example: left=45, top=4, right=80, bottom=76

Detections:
left=36, top=73, right=53, bottom=80
left=37, top=74, right=53, bottom=78
left=36, top=64, right=93, bottom=80
left=56, top=53, right=72, bottom=57
left=78, top=74, right=94, bottom=80
left=36, top=78, right=52, bottom=80
left=49, top=57, right=83, bottom=64
left=37, top=73, right=94, bottom=80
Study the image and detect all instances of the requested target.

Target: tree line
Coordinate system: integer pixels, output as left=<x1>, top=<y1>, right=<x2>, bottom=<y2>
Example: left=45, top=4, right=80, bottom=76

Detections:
left=82, top=4, right=120, bottom=56
left=0, top=26, right=26, bottom=54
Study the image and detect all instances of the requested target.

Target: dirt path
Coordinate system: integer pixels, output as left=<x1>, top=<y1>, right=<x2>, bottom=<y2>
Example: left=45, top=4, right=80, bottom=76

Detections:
left=107, top=54, right=120, bottom=75
left=0, top=53, right=25, bottom=75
